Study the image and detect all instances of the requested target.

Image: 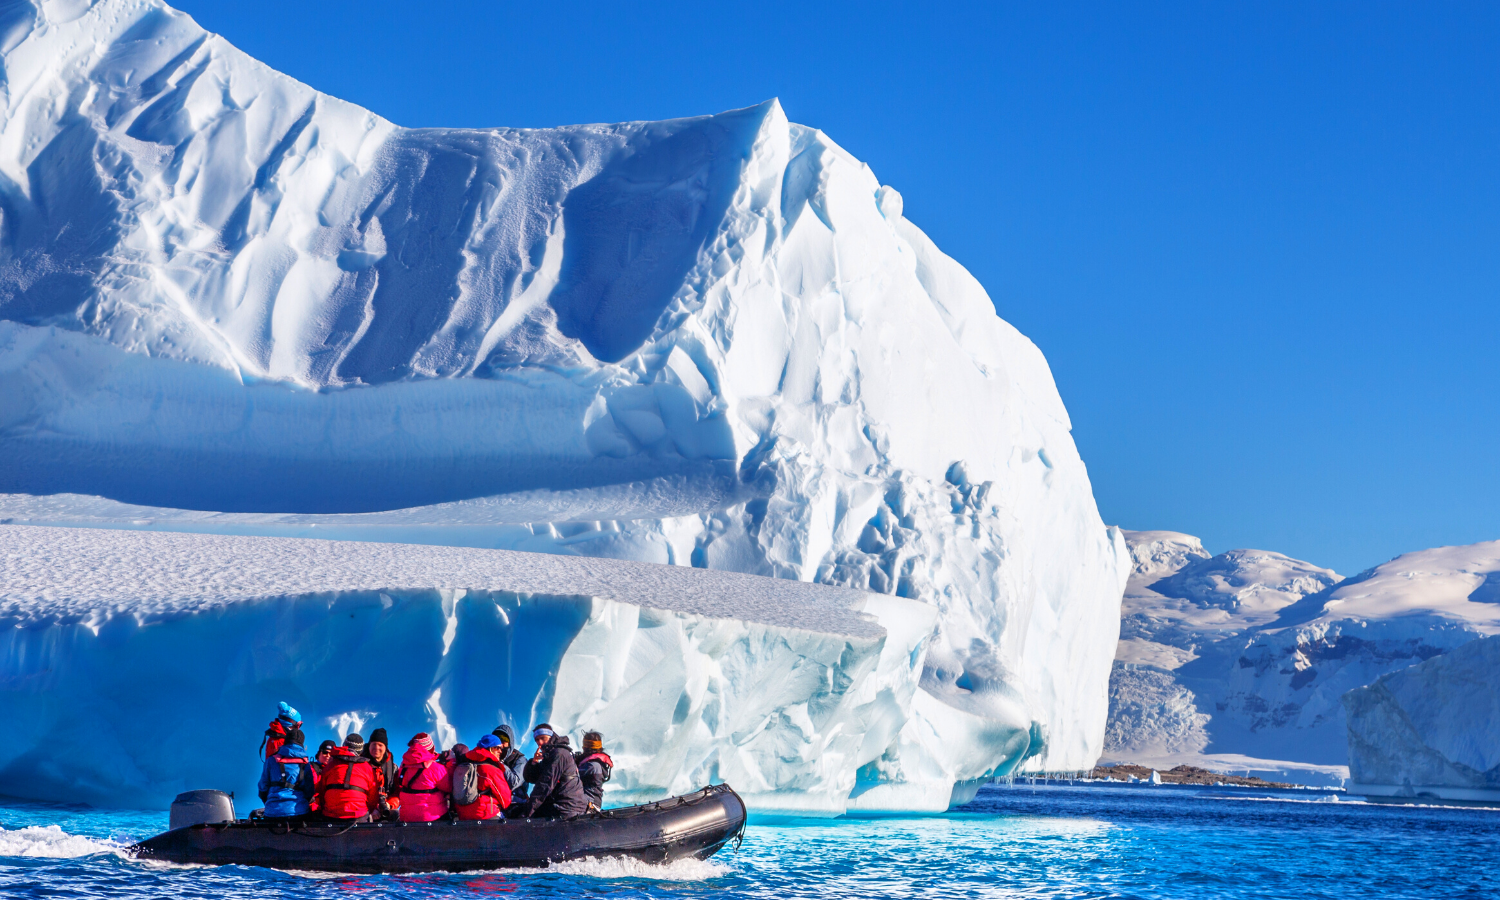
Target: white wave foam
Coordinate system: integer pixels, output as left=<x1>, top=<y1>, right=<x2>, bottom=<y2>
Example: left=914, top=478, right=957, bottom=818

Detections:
left=520, top=855, right=731, bottom=880
left=282, top=854, right=733, bottom=881
left=0, top=824, right=124, bottom=859
left=1209, top=794, right=1500, bottom=812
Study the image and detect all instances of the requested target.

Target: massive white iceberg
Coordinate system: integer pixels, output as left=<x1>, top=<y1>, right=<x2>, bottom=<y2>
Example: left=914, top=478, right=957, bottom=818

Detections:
left=1344, top=635, right=1500, bottom=803
left=0, top=0, right=1128, bottom=808
left=1106, top=531, right=1500, bottom=785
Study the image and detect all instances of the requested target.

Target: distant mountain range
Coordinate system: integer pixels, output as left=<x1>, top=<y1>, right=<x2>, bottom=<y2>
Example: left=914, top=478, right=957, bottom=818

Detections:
left=1106, top=530, right=1500, bottom=786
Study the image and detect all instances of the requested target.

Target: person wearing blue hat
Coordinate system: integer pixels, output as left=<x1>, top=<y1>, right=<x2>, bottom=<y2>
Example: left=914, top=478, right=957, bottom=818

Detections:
left=259, top=701, right=302, bottom=759
left=450, top=733, right=512, bottom=820
left=258, top=727, right=314, bottom=818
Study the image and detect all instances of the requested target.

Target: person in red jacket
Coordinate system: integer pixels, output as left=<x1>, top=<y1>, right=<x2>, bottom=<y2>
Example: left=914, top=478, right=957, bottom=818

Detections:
left=452, top=734, right=513, bottom=821
left=313, top=733, right=382, bottom=822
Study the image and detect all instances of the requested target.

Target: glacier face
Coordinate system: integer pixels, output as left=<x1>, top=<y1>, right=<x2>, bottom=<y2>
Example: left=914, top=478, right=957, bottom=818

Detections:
left=0, top=524, right=935, bottom=814
left=1106, top=531, right=1500, bottom=781
left=1343, top=635, right=1500, bottom=802
left=0, top=0, right=1129, bottom=804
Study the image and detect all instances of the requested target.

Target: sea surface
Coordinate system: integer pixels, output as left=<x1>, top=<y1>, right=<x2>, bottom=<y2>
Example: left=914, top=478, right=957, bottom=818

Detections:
left=0, top=783, right=1495, bottom=899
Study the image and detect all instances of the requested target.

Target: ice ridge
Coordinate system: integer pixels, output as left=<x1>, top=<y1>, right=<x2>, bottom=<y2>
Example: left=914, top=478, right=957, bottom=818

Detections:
left=0, top=524, right=882, bottom=634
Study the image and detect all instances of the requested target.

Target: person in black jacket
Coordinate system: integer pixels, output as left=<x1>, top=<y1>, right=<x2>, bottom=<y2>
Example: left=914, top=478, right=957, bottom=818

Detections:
left=490, top=724, right=528, bottom=806
left=520, top=723, right=588, bottom=819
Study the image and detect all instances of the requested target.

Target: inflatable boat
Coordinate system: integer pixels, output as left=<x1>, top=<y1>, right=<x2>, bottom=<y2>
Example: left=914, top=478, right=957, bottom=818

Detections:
left=131, top=783, right=746, bottom=873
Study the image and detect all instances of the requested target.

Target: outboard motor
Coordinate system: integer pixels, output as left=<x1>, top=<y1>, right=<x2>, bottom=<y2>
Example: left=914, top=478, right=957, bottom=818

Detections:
left=169, top=790, right=236, bottom=830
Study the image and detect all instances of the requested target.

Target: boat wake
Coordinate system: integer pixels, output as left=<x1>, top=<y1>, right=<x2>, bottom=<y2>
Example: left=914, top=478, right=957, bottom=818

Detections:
left=264, top=855, right=733, bottom=881
left=0, top=824, right=127, bottom=859
left=508, top=855, right=732, bottom=880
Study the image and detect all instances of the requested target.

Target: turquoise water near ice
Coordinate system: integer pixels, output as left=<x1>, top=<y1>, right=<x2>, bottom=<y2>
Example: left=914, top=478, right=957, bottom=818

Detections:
left=1, top=783, right=1496, bottom=899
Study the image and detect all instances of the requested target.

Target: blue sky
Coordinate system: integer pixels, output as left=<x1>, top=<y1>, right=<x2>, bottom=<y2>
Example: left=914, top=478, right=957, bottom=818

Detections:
left=172, top=1, right=1500, bottom=576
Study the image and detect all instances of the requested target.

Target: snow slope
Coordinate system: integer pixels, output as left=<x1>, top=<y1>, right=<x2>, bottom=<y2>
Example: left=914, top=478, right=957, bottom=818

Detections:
left=1109, top=531, right=1341, bottom=760
left=1107, top=532, right=1500, bottom=781
left=1114, top=531, right=1339, bottom=673
left=0, top=523, right=939, bottom=813
left=1344, top=635, right=1500, bottom=802
left=0, top=0, right=1128, bottom=803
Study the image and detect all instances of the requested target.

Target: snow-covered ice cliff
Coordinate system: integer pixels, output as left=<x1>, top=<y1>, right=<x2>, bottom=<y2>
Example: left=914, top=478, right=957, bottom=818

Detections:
left=0, top=0, right=1128, bottom=806
left=1106, top=532, right=1500, bottom=784
left=1343, top=635, right=1500, bottom=803
left=0, top=524, right=938, bottom=813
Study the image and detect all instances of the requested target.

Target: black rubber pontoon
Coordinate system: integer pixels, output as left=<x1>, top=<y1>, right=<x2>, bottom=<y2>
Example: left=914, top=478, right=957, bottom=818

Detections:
left=131, top=784, right=746, bottom=873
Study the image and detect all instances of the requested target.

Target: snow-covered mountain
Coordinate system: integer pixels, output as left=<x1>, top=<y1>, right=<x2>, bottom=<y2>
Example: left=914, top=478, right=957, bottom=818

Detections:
left=1344, top=634, right=1500, bottom=803
left=0, top=0, right=1129, bottom=808
left=1106, top=531, right=1500, bottom=784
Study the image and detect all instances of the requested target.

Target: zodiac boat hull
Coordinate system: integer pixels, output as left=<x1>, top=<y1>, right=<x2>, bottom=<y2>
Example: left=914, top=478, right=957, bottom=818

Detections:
left=131, top=784, right=746, bottom=873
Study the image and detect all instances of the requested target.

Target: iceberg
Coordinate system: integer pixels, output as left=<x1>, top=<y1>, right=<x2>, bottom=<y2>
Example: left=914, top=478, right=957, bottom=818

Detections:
left=1344, top=635, right=1500, bottom=804
left=0, top=523, right=936, bottom=814
left=1106, top=531, right=1500, bottom=783
left=0, top=0, right=1129, bottom=807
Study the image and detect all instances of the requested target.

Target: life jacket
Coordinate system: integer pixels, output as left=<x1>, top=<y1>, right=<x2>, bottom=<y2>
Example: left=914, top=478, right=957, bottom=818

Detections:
left=259, top=715, right=301, bottom=759
left=315, top=749, right=379, bottom=819
left=576, top=751, right=614, bottom=782
left=271, top=754, right=312, bottom=791
left=400, top=761, right=443, bottom=794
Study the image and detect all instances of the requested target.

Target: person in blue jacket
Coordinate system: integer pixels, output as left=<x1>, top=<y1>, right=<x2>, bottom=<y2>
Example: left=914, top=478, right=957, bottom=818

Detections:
left=258, top=727, right=315, bottom=818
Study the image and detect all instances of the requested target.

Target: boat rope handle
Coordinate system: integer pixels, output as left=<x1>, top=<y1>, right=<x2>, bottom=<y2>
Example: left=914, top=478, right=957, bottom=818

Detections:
left=295, top=822, right=361, bottom=837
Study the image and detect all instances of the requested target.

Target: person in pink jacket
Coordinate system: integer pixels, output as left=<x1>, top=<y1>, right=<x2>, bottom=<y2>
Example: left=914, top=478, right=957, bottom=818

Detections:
left=395, top=733, right=453, bottom=822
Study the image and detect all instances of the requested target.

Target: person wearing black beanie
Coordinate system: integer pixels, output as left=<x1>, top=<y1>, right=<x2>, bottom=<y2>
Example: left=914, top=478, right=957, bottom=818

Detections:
left=313, top=740, right=337, bottom=776
left=363, top=728, right=397, bottom=818
left=313, top=734, right=380, bottom=821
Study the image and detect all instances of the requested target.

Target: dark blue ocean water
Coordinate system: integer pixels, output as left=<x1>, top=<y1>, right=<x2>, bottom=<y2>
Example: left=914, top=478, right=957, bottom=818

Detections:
left=1, top=783, right=1495, bottom=899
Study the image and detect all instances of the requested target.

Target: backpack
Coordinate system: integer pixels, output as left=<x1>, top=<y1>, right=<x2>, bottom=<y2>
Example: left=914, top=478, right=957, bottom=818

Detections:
left=451, top=760, right=481, bottom=806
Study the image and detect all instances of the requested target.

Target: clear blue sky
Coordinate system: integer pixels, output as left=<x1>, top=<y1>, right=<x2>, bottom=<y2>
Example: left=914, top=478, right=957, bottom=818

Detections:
left=173, top=0, right=1500, bottom=576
